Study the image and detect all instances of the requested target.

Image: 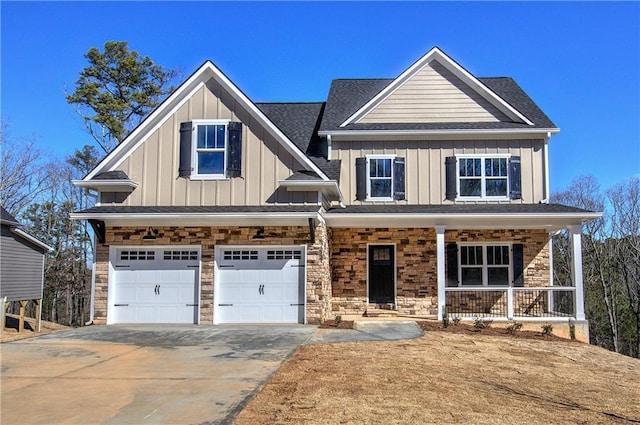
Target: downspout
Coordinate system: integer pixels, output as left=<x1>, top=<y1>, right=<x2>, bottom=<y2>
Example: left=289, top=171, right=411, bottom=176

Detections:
left=542, top=132, right=551, bottom=203
left=85, top=188, right=98, bottom=326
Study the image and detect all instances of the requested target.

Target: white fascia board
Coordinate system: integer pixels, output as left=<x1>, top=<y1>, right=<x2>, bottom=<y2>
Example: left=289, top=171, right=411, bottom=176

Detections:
left=85, top=61, right=329, bottom=182
left=11, top=228, right=53, bottom=252
left=340, top=47, right=534, bottom=127
left=69, top=211, right=323, bottom=227
left=72, top=179, right=138, bottom=192
left=319, top=127, right=560, bottom=140
left=325, top=212, right=602, bottom=230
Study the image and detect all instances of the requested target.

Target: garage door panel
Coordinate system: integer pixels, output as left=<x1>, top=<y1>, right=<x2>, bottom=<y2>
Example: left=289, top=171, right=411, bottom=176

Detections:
left=216, top=247, right=304, bottom=324
left=111, top=248, right=199, bottom=324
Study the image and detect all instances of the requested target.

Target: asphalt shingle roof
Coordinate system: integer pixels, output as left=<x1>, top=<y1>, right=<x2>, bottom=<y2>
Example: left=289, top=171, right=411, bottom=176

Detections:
left=326, top=203, right=594, bottom=215
left=318, top=77, right=557, bottom=132
left=0, top=205, right=19, bottom=225
left=76, top=205, right=322, bottom=215
left=93, top=170, right=131, bottom=180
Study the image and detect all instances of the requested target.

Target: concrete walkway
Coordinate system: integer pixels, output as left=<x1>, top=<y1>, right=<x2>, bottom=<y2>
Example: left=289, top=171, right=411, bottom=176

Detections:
left=307, top=320, right=423, bottom=345
left=1, top=321, right=422, bottom=425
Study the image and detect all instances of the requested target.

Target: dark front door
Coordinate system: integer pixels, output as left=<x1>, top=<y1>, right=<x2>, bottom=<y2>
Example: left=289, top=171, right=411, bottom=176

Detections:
left=368, top=245, right=395, bottom=304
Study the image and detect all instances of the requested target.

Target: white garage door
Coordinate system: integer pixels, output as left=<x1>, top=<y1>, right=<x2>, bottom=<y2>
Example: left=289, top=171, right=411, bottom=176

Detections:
left=110, top=248, right=199, bottom=324
left=215, top=247, right=305, bottom=324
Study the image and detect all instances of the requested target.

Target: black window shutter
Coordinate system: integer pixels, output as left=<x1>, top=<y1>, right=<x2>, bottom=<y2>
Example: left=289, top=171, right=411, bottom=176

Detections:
left=446, top=243, right=458, bottom=287
left=513, top=244, right=524, bottom=287
left=509, top=156, right=521, bottom=200
left=393, top=157, right=405, bottom=201
left=445, top=156, right=457, bottom=201
left=355, top=157, right=367, bottom=201
left=178, top=122, right=193, bottom=177
left=226, top=122, right=242, bottom=178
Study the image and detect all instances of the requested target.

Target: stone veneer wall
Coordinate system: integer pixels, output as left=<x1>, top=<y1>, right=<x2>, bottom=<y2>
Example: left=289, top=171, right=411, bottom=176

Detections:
left=331, top=228, right=438, bottom=316
left=93, top=224, right=332, bottom=325
left=330, top=228, right=550, bottom=317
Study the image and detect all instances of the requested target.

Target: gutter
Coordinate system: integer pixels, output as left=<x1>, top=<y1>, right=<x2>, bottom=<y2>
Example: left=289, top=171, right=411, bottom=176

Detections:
left=318, top=128, right=561, bottom=137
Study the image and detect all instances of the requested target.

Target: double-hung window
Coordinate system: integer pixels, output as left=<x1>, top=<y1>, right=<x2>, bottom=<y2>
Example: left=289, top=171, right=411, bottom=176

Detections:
left=457, top=155, right=509, bottom=199
left=459, top=244, right=511, bottom=287
left=193, top=121, right=228, bottom=178
left=367, top=156, right=394, bottom=200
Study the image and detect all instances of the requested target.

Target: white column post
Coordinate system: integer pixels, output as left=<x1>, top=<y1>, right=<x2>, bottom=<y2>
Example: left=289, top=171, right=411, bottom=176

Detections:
left=507, top=287, right=514, bottom=320
left=570, top=225, right=586, bottom=320
left=436, top=226, right=446, bottom=320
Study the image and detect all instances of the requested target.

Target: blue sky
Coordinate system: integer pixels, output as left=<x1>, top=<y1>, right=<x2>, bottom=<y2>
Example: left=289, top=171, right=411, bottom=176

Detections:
left=2, top=1, right=638, bottom=193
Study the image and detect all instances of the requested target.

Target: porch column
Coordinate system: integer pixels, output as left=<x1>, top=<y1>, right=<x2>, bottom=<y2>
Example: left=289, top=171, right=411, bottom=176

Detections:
left=436, top=226, right=446, bottom=320
left=569, top=225, right=586, bottom=320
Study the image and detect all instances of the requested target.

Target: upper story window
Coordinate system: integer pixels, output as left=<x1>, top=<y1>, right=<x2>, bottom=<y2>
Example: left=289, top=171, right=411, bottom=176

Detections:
left=194, top=122, right=227, bottom=178
left=178, top=121, right=243, bottom=180
left=458, top=156, right=508, bottom=198
left=445, top=155, right=521, bottom=201
left=368, top=156, right=394, bottom=200
left=355, top=156, right=405, bottom=202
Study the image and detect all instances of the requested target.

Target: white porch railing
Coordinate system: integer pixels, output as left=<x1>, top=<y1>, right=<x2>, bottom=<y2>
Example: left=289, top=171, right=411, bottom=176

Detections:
left=444, top=287, right=576, bottom=320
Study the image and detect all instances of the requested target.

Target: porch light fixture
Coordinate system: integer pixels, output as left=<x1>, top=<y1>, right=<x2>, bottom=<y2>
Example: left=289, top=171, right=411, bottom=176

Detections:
left=252, top=226, right=265, bottom=240
left=142, top=227, right=159, bottom=240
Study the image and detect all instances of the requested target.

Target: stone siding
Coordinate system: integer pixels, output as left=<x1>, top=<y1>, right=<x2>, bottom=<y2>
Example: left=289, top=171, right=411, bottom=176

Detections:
left=331, top=228, right=438, bottom=316
left=330, top=228, right=550, bottom=317
left=93, top=224, right=332, bottom=325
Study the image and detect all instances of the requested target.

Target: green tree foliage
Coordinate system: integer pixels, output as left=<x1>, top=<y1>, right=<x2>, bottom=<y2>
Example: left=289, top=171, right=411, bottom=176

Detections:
left=66, top=41, right=177, bottom=153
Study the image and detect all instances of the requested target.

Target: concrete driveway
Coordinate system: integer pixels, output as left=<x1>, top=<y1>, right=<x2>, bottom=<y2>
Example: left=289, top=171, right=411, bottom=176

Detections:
left=1, top=325, right=315, bottom=425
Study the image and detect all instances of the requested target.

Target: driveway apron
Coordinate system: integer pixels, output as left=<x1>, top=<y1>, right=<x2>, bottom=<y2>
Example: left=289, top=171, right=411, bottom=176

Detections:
left=1, top=325, right=314, bottom=425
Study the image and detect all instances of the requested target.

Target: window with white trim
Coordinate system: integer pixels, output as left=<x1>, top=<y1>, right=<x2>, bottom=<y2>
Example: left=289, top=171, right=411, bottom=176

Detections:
left=457, top=155, right=509, bottom=199
left=459, top=244, right=511, bottom=287
left=367, top=155, right=394, bottom=200
left=192, top=121, right=228, bottom=178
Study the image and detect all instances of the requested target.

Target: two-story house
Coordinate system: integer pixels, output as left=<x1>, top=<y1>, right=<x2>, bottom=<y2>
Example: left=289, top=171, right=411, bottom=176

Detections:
left=72, top=47, right=599, bottom=340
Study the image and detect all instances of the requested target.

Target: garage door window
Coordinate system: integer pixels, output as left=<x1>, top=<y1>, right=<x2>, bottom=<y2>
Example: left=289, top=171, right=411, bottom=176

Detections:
left=163, top=250, right=199, bottom=261
left=120, top=250, right=155, bottom=261
left=223, top=250, right=258, bottom=260
left=267, top=250, right=302, bottom=260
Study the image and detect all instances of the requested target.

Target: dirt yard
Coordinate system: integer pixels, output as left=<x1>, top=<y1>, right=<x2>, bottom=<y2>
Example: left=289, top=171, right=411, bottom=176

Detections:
left=1, top=314, right=70, bottom=343
left=234, top=323, right=640, bottom=425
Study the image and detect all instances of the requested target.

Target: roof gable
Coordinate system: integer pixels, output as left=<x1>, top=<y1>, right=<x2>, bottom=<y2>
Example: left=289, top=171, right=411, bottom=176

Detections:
left=84, top=61, right=329, bottom=182
left=340, top=47, right=534, bottom=127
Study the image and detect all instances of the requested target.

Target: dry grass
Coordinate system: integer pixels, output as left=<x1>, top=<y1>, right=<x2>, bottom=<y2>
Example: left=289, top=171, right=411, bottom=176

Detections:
left=235, top=325, right=640, bottom=425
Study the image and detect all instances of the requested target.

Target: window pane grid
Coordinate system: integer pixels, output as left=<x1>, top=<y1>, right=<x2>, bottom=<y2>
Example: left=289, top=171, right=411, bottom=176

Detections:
left=458, top=157, right=509, bottom=198
left=459, top=245, right=510, bottom=287
left=368, top=157, right=393, bottom=199
left=196, top=124, right=226, bottom=175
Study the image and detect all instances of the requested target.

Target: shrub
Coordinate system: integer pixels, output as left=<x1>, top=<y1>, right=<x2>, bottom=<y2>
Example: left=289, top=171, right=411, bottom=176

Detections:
left=541, top=323, right=553, bottom=336
left=569, top=319, right=576, bottom=340
left=452, top=316, right=461, bottom=326
left=442, top=311, right=449, bottom=328
left=505, top=321, right=523, bottom=335
left=473, top=317, right=493, bottom=330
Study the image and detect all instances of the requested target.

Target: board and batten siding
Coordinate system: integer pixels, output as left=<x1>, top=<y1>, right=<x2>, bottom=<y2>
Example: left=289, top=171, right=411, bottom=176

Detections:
left=113, top=78, right=316, bottom=207
left=359, top=61, right=509, bottom=124
left=0, top=226, right=45, bottom=301
left=332, top=139, right=545, bottom=205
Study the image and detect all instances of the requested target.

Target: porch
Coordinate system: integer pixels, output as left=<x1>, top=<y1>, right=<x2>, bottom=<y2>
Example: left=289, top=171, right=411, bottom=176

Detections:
left=444, top=286, right=577, bottom=321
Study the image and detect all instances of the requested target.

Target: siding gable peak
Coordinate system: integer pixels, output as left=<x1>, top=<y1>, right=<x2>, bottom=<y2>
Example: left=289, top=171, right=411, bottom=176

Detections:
left=82, top=60, right=330, bottom=183
left=340, top=47, right=534, bottom=127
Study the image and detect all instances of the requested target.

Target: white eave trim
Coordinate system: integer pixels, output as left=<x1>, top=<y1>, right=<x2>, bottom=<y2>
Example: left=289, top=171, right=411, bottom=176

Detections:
left=11, top=228, right=53, bottom=252
left=69, top=211, right=323, bottom=227
left=319, top=128, right=560, bottom=138
left=339, top=47, right=535, bottom=127
left=325, top=212, right=602, bottom=230
left=84, top=61, right=329, bottom=182
left=72, top=179, right=138, bottom=192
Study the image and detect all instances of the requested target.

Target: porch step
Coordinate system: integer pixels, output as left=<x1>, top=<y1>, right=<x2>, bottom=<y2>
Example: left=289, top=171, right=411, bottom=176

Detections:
left=364, top=308, right=399, bottom=318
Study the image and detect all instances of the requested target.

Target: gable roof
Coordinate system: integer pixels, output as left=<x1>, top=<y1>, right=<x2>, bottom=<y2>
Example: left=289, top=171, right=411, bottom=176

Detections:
left=82, top=61, right=330, bottom=182
left=1, top=205, right=19, bottom=226
left=319, top=48, right=558, bottom=135
left=341, top=47, right=534, bottom=127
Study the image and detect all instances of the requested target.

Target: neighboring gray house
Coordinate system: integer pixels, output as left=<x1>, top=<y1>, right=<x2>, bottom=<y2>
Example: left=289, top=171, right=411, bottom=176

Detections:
left=0, top=205, right=52, bottom=331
